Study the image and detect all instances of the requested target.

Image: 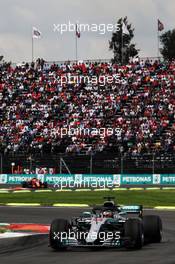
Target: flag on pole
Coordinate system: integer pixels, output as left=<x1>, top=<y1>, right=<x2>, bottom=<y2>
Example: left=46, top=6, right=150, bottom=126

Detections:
left=122, top=22, right=130, bottom=35
left=32, top=27, right=42, bottom=38
left=158, top=19, right=164, bottom=31
left=76, top=24, right=80, bottom=38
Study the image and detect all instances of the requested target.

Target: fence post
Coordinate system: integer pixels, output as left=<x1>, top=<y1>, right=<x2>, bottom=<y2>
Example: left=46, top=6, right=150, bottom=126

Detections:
left=90, top=153, right=93, bottom=174
left=152, top=153, right=155, bottom=174
left=59, top=156, right=62, bottom=174
left=121, top=155, right=124, bottom=174
left=29, top=155, right=33, bottom=172
left=0, top=154, right=2, bottom=174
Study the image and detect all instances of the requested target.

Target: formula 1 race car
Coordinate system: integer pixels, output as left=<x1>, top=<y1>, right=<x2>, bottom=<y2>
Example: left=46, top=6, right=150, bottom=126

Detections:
left=49, top=197, right=162, bottom=251
left=21, top=178, right=48, bottom=189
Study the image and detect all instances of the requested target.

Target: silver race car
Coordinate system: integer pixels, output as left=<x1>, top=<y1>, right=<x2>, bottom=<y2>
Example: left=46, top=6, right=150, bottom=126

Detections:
left=49, top=197, right=162, bottom=250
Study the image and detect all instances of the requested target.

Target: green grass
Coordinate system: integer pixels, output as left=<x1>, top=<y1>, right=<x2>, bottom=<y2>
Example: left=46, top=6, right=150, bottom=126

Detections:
left=0, top=229, right=6, bottom=233
left=0, top=190, right=175, bottom=207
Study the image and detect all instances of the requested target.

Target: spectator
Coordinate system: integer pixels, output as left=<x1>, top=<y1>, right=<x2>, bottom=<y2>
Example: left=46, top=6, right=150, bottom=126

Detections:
left=0, top=59, right=175, bottom=156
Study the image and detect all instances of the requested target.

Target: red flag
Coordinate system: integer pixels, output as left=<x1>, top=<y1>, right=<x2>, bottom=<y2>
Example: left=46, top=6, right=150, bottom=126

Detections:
left=158, top=19, right=164, bottom=31
left=76, top=24, right=80, bottom=38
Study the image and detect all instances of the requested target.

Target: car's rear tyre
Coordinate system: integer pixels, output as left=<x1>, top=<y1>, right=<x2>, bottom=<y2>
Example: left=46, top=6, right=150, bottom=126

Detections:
left=124, top=218, right=143, bottom=250
left=43, top=182, right=48, bottom=188
left=49, top=218, right=70, bottom=251
left=143, top=215, right=162, bottom=243
left=21, top=181, right=27, bottom=188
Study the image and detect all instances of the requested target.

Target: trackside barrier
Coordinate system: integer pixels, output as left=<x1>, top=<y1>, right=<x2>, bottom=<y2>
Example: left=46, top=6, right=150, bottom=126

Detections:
left=0, top=174, right=175, bottom=188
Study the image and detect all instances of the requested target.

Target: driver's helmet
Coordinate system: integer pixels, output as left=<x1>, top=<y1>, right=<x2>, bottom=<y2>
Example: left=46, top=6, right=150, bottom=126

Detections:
left=32, top=178, right=37, bottom=182
left=103, top=210, right=113, bottom=218
left=81, top=212, right=92, bottom=219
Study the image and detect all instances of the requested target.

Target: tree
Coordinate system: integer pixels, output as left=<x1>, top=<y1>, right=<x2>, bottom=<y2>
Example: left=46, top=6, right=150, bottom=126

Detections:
left=109, top=16, right=139, bottom=64
left=160, top=29, right=175, bottom=60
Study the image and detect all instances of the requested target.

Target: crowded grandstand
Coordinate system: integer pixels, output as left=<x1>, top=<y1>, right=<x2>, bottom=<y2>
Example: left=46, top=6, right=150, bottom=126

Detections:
left=0, top=59, right=175, bottom=158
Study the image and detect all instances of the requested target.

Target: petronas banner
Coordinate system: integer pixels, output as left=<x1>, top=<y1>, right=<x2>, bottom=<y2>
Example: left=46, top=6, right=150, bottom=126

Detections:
left=0, top=174, right=175, bottom=187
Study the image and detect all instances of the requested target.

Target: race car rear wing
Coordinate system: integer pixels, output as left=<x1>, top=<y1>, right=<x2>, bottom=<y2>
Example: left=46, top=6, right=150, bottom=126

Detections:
left=119, top=205, right=143, bottom=217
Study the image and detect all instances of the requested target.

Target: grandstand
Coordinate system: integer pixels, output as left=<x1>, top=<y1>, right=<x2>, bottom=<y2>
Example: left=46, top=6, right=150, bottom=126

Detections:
left=0, top=58, right=175, bottom=174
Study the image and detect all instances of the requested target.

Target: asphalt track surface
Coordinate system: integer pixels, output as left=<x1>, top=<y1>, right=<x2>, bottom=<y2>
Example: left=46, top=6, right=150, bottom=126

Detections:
left=0, top=206, right=175, bottom=264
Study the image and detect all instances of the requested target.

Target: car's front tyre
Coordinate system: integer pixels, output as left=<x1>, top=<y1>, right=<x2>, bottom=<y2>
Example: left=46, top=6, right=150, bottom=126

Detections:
left=49, top=218, right=70, bottom=251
